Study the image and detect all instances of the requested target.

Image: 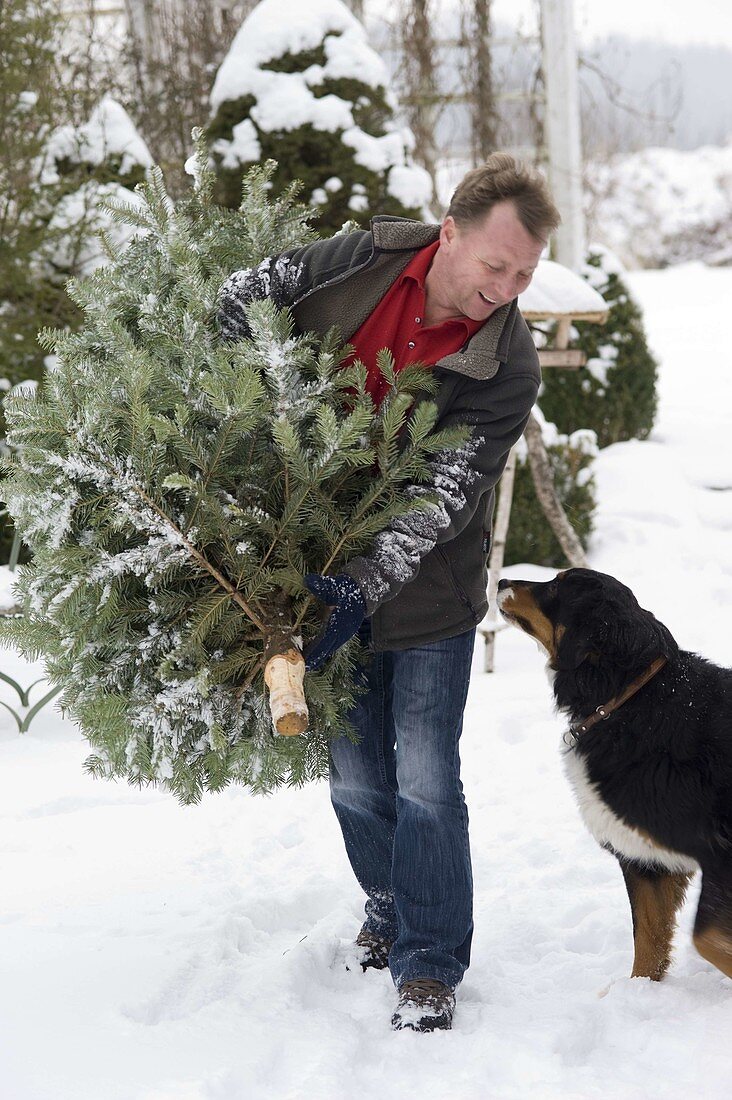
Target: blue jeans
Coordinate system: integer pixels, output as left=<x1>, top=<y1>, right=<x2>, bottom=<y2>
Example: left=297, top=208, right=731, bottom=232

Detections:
left=329, top=621, right=476, bottom=991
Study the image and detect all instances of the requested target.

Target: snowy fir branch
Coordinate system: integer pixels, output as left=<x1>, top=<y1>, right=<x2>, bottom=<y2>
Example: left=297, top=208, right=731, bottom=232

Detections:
left=1, top=143, right=472, bottom=804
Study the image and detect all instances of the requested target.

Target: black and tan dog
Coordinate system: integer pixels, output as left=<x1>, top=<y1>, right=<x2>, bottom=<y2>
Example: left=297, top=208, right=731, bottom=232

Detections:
left=497, top=567, right=732, bottom=983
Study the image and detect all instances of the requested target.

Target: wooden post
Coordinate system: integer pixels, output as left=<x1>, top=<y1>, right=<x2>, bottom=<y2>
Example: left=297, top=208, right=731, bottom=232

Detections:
left=483, top=444, right=517, bottom=672
left=540, top=0, right=585, bottom=271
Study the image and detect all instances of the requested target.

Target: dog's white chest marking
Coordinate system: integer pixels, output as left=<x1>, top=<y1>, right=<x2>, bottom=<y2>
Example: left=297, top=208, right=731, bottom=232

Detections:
left=561, top=742, right=699, bottom=874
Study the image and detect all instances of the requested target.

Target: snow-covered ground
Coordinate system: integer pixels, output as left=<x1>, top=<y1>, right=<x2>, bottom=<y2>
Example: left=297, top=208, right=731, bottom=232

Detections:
left=1, top=264, right=731, bottom=1099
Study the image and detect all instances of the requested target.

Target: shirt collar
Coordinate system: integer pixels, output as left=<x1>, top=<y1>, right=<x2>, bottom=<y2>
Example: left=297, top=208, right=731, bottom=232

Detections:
left=399, top=239, right=440, bottom=291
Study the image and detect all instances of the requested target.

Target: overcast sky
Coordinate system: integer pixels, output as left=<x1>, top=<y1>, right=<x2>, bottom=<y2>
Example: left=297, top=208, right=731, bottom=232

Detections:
left=369, top=0, right=732, bottom=51
left=492, top=0, right=732, bottom=50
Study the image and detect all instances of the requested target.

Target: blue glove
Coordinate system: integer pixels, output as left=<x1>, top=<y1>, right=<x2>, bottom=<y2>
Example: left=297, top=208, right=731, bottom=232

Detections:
left=303, top=573, right=367, bottom=671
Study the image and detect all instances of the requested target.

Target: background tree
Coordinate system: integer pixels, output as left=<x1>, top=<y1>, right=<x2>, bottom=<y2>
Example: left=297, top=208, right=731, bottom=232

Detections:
left=207, top=0, right=432, bottom=234
left=399, top=0, right=440, bottom=212
left=123, top=1, right=256, bottom=198
left=462, top=0, right=498, bottom=164
left=537, top=248, right=658, bottom=448
left=0, top=0, right=77, bottom=560
left=40, top=96, right=153, bottom=283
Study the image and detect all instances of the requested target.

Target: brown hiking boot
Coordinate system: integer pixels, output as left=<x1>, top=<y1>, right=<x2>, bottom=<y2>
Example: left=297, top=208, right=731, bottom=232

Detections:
left=391, top=979, right=456, bottom=1032
left=354, top=928, right=392, bottom=971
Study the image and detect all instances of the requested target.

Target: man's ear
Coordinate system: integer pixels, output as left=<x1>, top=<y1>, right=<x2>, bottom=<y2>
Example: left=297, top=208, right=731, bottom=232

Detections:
left=440, top=216, right=457, bottom=250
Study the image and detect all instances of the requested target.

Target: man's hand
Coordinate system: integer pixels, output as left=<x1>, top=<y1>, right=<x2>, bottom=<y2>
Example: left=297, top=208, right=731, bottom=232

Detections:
left=303, top=573, right=367, bottom=671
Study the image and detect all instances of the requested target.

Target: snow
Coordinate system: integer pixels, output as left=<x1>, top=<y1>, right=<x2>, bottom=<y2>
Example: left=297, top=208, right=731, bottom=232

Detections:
left=588, top=143, right=732, bottom=267
left=211, top=119, right=261, bottom=170
left=44, top=180, right=145, bottom=276
left=43, top=96, right=153, bottom=184
left=387, top=162, right=434, bottom=209
left=210, top=0, right=387, bottom=117
left=519, top=259, right=608, bottom=316
left=2, top=264, right=732, bottom=1097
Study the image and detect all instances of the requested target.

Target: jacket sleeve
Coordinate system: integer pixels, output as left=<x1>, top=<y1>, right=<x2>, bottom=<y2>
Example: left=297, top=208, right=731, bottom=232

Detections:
left=341, top=365, right=539, bottom=615
left=216, top=229, right=372, bottom=342
left=216, top=251, right=306, bottom=342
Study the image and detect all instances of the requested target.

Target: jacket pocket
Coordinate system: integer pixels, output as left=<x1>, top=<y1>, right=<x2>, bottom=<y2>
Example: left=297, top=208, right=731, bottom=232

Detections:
left=435, top=544, right=476, bottom=616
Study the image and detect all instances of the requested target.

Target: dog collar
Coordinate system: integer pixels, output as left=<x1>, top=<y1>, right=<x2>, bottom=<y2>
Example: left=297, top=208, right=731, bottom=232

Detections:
left=567, top=655, right=668, bottom=741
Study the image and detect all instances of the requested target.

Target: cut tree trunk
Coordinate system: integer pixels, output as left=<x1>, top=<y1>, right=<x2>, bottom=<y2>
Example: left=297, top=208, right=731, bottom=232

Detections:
left=262, top=591, right=308, bottom=735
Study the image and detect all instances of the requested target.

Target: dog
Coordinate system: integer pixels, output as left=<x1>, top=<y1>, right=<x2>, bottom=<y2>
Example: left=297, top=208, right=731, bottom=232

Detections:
left=496, top=567, right=732, bottom=982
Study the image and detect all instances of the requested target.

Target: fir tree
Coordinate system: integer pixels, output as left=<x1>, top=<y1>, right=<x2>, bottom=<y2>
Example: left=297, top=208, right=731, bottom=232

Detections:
left=206, top=0, right=432, bottom=234
left=1, top=137, right=468, bottom=805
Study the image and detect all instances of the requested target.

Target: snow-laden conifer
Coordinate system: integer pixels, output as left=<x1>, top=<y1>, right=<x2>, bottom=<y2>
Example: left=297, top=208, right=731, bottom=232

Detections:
left=207, top=0, right=433, bottom=233
left=1, top=135, right=468, bottom=804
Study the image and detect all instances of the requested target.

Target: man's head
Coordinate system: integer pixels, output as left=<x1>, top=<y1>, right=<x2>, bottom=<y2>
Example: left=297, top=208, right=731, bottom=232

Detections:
left=447, top=152, right=561, bottom=241
left=427, top=153, right=560, bottom=324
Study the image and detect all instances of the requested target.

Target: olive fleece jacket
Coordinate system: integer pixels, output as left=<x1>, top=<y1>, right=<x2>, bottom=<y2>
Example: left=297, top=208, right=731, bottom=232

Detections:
left=217, top=216, right=540, bottom=652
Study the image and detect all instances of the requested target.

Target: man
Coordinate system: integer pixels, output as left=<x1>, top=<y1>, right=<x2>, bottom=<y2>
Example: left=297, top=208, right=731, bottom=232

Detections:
left=218, top=152, right=560, bottom=1032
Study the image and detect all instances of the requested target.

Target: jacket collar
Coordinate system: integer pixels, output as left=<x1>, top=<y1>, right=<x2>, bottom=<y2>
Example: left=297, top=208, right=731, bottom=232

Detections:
left=370, top=216, right=441, bottom=252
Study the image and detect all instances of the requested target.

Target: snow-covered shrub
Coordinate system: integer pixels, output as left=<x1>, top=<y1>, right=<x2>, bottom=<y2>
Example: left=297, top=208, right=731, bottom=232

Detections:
left=505, top=415, right=597, bottom=568
left=40, top=97, right=153, bottom=280
left=206, top=0, right=432, bottom=233
left=537, top=247, right=658, bottom=449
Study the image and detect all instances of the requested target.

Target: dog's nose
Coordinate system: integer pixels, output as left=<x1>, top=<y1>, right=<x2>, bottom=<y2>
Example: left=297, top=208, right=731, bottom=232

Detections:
left=497, top=579, right=510, bottom=590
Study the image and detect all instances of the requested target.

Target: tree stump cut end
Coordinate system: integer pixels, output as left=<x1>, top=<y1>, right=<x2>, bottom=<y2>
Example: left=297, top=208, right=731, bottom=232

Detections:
left=264, top=648, right=309, bottom=736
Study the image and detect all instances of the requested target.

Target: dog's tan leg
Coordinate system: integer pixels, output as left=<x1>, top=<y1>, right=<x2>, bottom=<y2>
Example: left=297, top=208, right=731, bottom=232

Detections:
left=693, top=867, right=732, bottom=978
left=617, top=855, right=692, bottom=980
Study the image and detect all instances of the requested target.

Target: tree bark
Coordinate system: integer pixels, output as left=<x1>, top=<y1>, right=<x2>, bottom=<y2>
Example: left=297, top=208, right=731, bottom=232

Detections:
left=468, top=0, right=498, bottom=162
left=400, top=0, right=439, bottom=213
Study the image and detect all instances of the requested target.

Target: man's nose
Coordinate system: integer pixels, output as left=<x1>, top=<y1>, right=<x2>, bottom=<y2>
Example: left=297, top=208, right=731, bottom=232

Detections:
left=494, top=274, right=518, bottom=300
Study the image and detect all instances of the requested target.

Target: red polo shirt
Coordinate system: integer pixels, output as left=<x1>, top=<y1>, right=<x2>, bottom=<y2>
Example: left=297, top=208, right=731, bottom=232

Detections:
left=345, top=240, right=483, bottom=407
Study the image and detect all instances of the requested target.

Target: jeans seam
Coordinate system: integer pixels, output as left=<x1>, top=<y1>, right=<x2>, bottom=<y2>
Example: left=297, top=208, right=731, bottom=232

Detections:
left=375, top=651, right=391, bottom=789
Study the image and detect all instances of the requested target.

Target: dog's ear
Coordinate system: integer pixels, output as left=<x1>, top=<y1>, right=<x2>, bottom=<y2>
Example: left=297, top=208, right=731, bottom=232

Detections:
left=602, top=606, right=678, bottom=670
left=555, top=621, right=604, bottom=670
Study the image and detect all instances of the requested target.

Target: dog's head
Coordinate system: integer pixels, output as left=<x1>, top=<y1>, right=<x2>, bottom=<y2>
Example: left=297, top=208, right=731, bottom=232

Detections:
left=497, top=568, right=678, bottom=674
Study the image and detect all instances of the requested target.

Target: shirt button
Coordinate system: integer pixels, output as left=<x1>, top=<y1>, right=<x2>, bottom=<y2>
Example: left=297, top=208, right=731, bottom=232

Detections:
left=415, top=316, right=421, bottom=324
left=408, top=341, right=415, bottom=349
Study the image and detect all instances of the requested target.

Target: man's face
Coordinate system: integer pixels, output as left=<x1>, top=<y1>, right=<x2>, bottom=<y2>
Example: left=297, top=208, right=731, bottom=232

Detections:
left=435, top=200, right=546, bottom=322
